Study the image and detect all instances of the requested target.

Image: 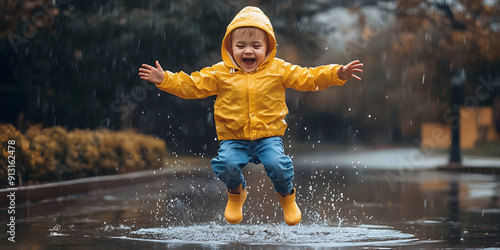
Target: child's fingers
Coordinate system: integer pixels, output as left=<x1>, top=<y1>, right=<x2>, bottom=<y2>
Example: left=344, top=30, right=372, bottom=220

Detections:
left=349, top=63, right=363, bottom=70
left=345, top=60, right=360, bottom=67
left=346, top=62, right=363, bottom=70
left=347, top=60, right=359, bottom=65
left=141, top=64, right=155, bottom=70
left=352, top=75, right=362, bottom=80
left=155, top=60, right=163, bottom=71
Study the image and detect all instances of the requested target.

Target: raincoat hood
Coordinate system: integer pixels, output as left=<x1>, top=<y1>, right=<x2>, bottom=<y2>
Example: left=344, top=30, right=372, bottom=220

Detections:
left=221, top=6, right=277, bottom=70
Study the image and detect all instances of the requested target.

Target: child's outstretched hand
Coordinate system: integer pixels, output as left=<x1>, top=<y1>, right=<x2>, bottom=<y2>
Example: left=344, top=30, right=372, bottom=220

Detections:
left=139, top=60, right=164, bottom=85
left=337, top=60, right=363, bottom=81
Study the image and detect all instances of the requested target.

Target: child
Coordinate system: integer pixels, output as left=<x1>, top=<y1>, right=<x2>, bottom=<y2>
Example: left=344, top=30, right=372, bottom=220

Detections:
left=139, top=6, right=363, bottom=226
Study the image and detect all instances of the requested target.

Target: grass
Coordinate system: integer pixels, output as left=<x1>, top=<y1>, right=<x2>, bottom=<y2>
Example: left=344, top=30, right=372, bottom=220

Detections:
left=433, top=141, right=500, bottom=158
left=461, top=142, right=500, bottom=158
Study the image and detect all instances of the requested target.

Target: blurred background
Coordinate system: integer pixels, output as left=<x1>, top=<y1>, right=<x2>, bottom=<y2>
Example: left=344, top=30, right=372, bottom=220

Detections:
left=1, top=0, right=499, bottom=185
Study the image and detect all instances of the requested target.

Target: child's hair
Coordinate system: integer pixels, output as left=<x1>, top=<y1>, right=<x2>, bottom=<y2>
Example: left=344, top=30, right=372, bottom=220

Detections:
left=227, top=27, right=271, bottom=55
left=231, top=27, right=266, bottom=39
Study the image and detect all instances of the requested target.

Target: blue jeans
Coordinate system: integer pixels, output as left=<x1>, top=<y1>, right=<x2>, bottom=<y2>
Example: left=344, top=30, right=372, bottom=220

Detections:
left=211, top=137, right=294, bottom=194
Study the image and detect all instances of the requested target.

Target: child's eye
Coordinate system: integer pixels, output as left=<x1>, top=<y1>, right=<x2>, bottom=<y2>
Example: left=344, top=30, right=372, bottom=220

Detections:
left=254, top=45, right=261, bottom=49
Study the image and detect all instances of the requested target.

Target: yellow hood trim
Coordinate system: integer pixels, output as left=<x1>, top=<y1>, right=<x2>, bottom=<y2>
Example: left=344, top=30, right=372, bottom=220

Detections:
left=221, top=6, right=277, bottom=71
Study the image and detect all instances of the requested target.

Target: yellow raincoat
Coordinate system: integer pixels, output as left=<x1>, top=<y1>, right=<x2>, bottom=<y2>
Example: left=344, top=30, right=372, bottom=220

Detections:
left=156, top=6, right=347, bottom=140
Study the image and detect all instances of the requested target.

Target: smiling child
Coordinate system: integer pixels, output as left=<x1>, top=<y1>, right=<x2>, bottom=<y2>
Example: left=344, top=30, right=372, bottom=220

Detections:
left=139, top=6, right=363, bottom=226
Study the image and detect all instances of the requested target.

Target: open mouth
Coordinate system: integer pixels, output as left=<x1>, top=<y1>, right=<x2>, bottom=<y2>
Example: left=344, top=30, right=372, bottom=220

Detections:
left=242, top=58, right=256, bottom=66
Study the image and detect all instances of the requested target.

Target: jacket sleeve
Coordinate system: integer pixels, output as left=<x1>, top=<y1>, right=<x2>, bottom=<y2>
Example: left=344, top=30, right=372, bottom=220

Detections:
left=279, top=60, right=347, bottom=91
left=155, top=66, right=219, bottom=99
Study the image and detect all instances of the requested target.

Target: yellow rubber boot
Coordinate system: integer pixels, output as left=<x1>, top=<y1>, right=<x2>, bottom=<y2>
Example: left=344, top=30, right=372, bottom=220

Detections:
left=224, top=186, right=247, bottom=224
left=278, top=188, right=301, bottom=226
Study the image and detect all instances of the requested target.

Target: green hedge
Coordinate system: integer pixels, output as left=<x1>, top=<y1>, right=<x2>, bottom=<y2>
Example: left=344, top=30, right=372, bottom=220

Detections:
left=0, top=124, right=169, bottom=187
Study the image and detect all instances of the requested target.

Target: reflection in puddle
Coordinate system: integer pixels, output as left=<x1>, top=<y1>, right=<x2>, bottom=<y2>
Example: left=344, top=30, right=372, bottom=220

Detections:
left=118, top=223, right=421, bottom=247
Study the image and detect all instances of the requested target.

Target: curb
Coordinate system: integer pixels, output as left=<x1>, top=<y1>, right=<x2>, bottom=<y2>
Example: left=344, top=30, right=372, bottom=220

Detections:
left=0, top=168, right=179, bottom=209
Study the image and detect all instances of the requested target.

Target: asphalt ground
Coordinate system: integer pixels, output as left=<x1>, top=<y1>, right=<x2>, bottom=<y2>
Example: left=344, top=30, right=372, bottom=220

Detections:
left=1, top=147, right=499, bottom=248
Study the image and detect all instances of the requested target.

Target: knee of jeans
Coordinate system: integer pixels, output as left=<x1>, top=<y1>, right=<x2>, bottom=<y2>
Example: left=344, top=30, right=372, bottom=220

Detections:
left=273, top=169, right=293, bottom=183
left=264, top=154, right=292, bottom=170
left=265, top=162, right=293, bottom=182
left=212, top=157, right=244, bottom=177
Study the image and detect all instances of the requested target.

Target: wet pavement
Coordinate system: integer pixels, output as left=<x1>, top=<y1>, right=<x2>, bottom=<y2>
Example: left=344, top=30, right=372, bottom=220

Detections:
left=1, top=148, right=500, bottom=249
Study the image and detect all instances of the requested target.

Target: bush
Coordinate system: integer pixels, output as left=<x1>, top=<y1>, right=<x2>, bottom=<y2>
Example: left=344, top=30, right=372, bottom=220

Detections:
left=0, top=124, right=169, bottom=187
left=0, top=123, right=32, bottom=186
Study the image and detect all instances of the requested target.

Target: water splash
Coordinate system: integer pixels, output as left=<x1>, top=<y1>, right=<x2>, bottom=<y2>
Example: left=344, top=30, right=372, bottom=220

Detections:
left=119, top=223, right=418, bottom=247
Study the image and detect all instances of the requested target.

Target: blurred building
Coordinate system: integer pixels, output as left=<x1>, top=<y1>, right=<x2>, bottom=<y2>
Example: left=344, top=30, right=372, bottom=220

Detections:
left=421, top=107, right=500, bottom=149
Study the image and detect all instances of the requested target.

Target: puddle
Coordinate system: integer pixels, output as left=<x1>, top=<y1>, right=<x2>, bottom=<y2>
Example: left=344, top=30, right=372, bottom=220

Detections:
left=116, top=223, right=422, bottom=248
